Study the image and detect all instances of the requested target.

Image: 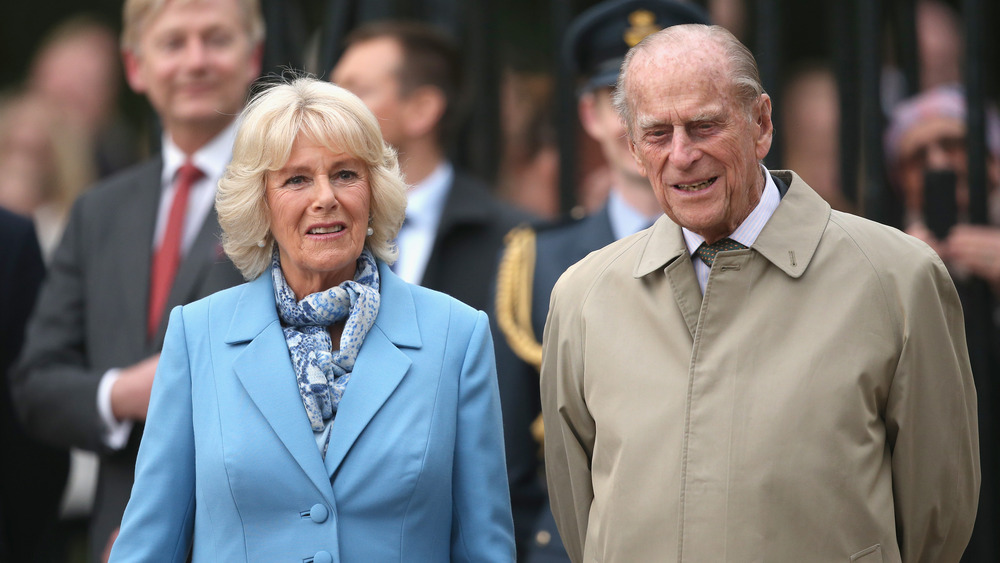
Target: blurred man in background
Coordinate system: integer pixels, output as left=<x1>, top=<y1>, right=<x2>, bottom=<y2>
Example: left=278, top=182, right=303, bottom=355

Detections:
left=11, top=0, right=263, bottom=559
left=332, top=21, right=532, bottom=314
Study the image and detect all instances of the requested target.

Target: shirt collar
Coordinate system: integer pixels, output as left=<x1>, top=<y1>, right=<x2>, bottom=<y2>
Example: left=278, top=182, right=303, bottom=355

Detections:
left=682, top=165, right=780, bottom=255
left=161, top=119, right=239, bottom=186
left=405, top=160, right=453, bottom=227
left=607, top=189, right=662, bottom=240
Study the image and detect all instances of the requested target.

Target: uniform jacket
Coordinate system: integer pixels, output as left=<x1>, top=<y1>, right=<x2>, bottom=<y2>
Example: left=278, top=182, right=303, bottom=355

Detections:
left=494, top=207, right=615, bottom=562
left=541, top=171, right=980, bottom=563
left=10, top=157, right=245, bottom=560
left=421, top=171, right=533, bottom=313
left=109, top=261, right=515, bottom=562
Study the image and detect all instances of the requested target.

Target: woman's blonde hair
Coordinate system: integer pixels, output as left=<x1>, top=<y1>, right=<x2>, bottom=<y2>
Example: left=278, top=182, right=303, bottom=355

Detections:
left=216, top=76, right=408, bottom=280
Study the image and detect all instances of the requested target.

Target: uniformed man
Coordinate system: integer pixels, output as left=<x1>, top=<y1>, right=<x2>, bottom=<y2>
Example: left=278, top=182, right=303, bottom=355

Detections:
left=492, top=1, right=709, bottom=561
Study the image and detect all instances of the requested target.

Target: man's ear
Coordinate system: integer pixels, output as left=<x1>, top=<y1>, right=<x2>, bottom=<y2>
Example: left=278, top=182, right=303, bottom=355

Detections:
left=402, top=85, right=447, bottom=139
left=245, top=42, right=264, bottom=85
left=627, top=134, right=649, bottom=178
left=754, top=93, right=774, bottom=161
left=578, top=92, right=602, bottom=138
left=122, top=49, right=147, bottom=95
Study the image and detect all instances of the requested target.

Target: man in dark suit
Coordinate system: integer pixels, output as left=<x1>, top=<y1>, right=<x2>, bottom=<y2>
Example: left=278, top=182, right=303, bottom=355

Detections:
left=492, top=1, right=709, bottom=560
left=331, top=21, right=532, bottom=313
left=10, top=0, right=264, bottom=559
left=0, top=207, right=69, bottom=562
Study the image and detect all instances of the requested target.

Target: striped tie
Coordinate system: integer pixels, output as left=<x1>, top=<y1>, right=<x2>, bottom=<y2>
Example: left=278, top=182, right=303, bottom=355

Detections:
left=694, top=238, right=747, bottom=268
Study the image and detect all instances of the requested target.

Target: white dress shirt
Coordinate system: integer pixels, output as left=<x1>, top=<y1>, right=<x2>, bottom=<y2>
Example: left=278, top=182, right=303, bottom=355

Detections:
left=98, top=120, right=239, bottom=449
left=682, top=166, right=780, bottom=293
left=393, top=161, right=453, bottom=285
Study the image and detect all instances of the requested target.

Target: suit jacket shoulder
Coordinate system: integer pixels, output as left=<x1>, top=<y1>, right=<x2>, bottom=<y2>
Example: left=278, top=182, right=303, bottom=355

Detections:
left=422, top=170, right=534, bottom=311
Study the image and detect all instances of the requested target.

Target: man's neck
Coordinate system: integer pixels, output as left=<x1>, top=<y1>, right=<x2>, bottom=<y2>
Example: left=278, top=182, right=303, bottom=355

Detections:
left=398, top=141, right=445, bottom=186
left=612, top=169, right=662, bottom=218
left=167, top=120, right=233, bottom=156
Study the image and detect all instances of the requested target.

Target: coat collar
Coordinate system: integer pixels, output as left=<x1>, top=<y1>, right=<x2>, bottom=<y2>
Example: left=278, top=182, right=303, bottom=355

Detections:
left=224, top=259, right=422, bottom=495
left=632, top=170, right=830, bottom=279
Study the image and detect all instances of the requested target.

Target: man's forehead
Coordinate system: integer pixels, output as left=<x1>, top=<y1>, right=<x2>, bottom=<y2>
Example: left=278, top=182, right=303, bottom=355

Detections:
left=337, top=39, right=402, bottom=77
left=142, top=0, right=246, bottom=36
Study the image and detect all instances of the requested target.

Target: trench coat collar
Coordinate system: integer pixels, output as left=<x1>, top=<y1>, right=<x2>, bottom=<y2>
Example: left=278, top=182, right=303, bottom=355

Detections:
left=224, top=260, right=421, bottom=499
left=632, top=170, right=830, bottom=279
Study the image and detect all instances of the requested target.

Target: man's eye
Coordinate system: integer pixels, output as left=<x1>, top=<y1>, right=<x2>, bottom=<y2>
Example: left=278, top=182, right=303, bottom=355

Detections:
left=205, top=31, right=233, bottom=48
left=159, top=37, right=184, bottom=51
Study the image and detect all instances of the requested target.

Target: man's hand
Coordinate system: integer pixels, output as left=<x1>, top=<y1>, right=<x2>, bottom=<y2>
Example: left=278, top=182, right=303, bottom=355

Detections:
left=945, top=225, right=1000, bottom=290
left=102, top=527, right=119, bottom=563
left=110, top=355, right=160, bottom=422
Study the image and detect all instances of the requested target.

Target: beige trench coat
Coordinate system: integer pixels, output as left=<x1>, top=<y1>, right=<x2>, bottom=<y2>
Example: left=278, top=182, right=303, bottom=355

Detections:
left=540, top=171, right=980, bottom=563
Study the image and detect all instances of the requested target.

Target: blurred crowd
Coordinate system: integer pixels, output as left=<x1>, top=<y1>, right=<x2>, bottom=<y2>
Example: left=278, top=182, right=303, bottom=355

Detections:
left=1, top=0, right=998, bottom=561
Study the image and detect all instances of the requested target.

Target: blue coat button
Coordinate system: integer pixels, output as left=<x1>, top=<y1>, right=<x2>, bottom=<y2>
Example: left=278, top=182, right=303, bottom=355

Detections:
left=309, top=503, right=329, bottom=523
left=313, top=551, right=333, bottom=563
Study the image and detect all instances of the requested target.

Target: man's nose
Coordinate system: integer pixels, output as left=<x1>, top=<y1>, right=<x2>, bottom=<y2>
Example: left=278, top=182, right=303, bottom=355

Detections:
left=669, top=130, right=699, bottom=167
left=182, top=39, right=209, bottom=69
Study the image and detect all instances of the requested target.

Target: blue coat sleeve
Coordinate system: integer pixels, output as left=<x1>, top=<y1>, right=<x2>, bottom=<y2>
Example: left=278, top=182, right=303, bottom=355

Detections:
left=450, top=310, right=517, bottom=562
left=109, top=306, right=196, bottom=561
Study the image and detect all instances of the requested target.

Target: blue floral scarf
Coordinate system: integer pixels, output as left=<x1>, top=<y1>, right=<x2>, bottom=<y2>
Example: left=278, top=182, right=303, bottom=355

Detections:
left=271, top=248, right=380, bottom=439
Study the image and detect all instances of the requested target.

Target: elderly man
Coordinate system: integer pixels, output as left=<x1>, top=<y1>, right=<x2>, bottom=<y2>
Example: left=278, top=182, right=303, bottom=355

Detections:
left=11, top=0, right=262, bottom=560
left=540, top=24, right=979, bottom=563
left=493, top=1, right=708, bottom=560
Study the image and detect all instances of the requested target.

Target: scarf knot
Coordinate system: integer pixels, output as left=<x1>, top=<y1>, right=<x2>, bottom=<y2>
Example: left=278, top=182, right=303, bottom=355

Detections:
left=272, top=248, right=380, bottom=437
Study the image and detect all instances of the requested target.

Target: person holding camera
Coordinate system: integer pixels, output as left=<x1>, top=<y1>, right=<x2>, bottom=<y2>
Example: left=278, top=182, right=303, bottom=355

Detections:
left=885, top=84, right=1000, bottom=292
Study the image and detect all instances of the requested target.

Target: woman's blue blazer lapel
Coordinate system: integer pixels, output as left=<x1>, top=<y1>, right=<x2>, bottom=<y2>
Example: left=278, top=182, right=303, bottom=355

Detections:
left=323, top=261, right=421, bottom=477
left=221, top=263, right=424, bottom=487
left=224, top=272, right=335, bottom=504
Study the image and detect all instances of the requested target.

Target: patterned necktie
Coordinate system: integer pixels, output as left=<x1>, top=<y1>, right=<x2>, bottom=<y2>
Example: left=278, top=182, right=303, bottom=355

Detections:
left=694, top=238, right=747, bottom=268
left=148, top=160, right=204, bottom=337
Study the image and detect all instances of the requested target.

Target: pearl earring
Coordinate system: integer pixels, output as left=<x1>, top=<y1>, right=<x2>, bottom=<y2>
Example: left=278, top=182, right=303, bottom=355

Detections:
left=257, top=240, right=266, bottom=248
left=366, top=227, right=374, bottom=237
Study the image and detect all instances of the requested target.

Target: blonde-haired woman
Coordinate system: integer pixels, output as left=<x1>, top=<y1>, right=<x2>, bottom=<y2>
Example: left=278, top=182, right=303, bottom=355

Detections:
left=110, top=76, right=515, bottom=562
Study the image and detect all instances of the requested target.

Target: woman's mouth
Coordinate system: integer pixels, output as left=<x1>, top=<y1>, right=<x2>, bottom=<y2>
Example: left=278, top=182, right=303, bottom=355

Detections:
left=307, top=225, right=344, bottom=234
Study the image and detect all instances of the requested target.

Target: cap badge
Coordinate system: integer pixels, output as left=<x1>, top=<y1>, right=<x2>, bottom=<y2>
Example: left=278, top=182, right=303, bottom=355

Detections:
left=624, top=10, right=662, bottom=47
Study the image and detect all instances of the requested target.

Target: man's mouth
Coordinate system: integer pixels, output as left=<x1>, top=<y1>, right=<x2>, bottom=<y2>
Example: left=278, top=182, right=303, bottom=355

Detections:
left=674, top=177, right=717, bottom=192
left=307, top=225, right=345, bottom=234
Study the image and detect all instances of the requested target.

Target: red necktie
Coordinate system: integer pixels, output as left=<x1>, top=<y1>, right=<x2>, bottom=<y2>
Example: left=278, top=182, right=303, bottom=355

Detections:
left=148, top=160, right=204, bottom=337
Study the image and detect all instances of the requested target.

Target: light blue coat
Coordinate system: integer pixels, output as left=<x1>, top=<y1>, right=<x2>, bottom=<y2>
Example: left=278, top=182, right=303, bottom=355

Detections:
left=109, top=261, right=515, bottom=562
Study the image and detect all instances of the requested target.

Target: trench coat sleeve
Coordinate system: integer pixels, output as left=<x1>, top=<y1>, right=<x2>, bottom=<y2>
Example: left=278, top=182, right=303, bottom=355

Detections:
left=539, top=275, right=594, bottom=563
left=451, top=310, right=517, bottom=562
left=886, top=250, right=979, bottom=563
left=109, top=306, right=196, bottom=562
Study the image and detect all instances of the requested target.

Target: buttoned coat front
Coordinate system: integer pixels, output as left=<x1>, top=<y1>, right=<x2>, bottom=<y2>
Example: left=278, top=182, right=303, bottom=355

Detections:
left=109, top=261, right=515, bottom=562
left=540, top=171, right=979, bottom=563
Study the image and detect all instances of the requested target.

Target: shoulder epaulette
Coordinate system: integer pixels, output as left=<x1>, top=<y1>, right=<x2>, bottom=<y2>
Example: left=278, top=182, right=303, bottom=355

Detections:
left=495, top=225, right=542, bottom=371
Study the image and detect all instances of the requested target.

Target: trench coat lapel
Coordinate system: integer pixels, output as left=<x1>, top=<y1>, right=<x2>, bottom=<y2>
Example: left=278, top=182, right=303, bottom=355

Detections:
left=226, top=272, right=336, bottom=504
left=323, top=261, right=421, bottom=478
left=752, top=170, right=829, bottom=278
left=634, top=215, right=702, bottom=338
